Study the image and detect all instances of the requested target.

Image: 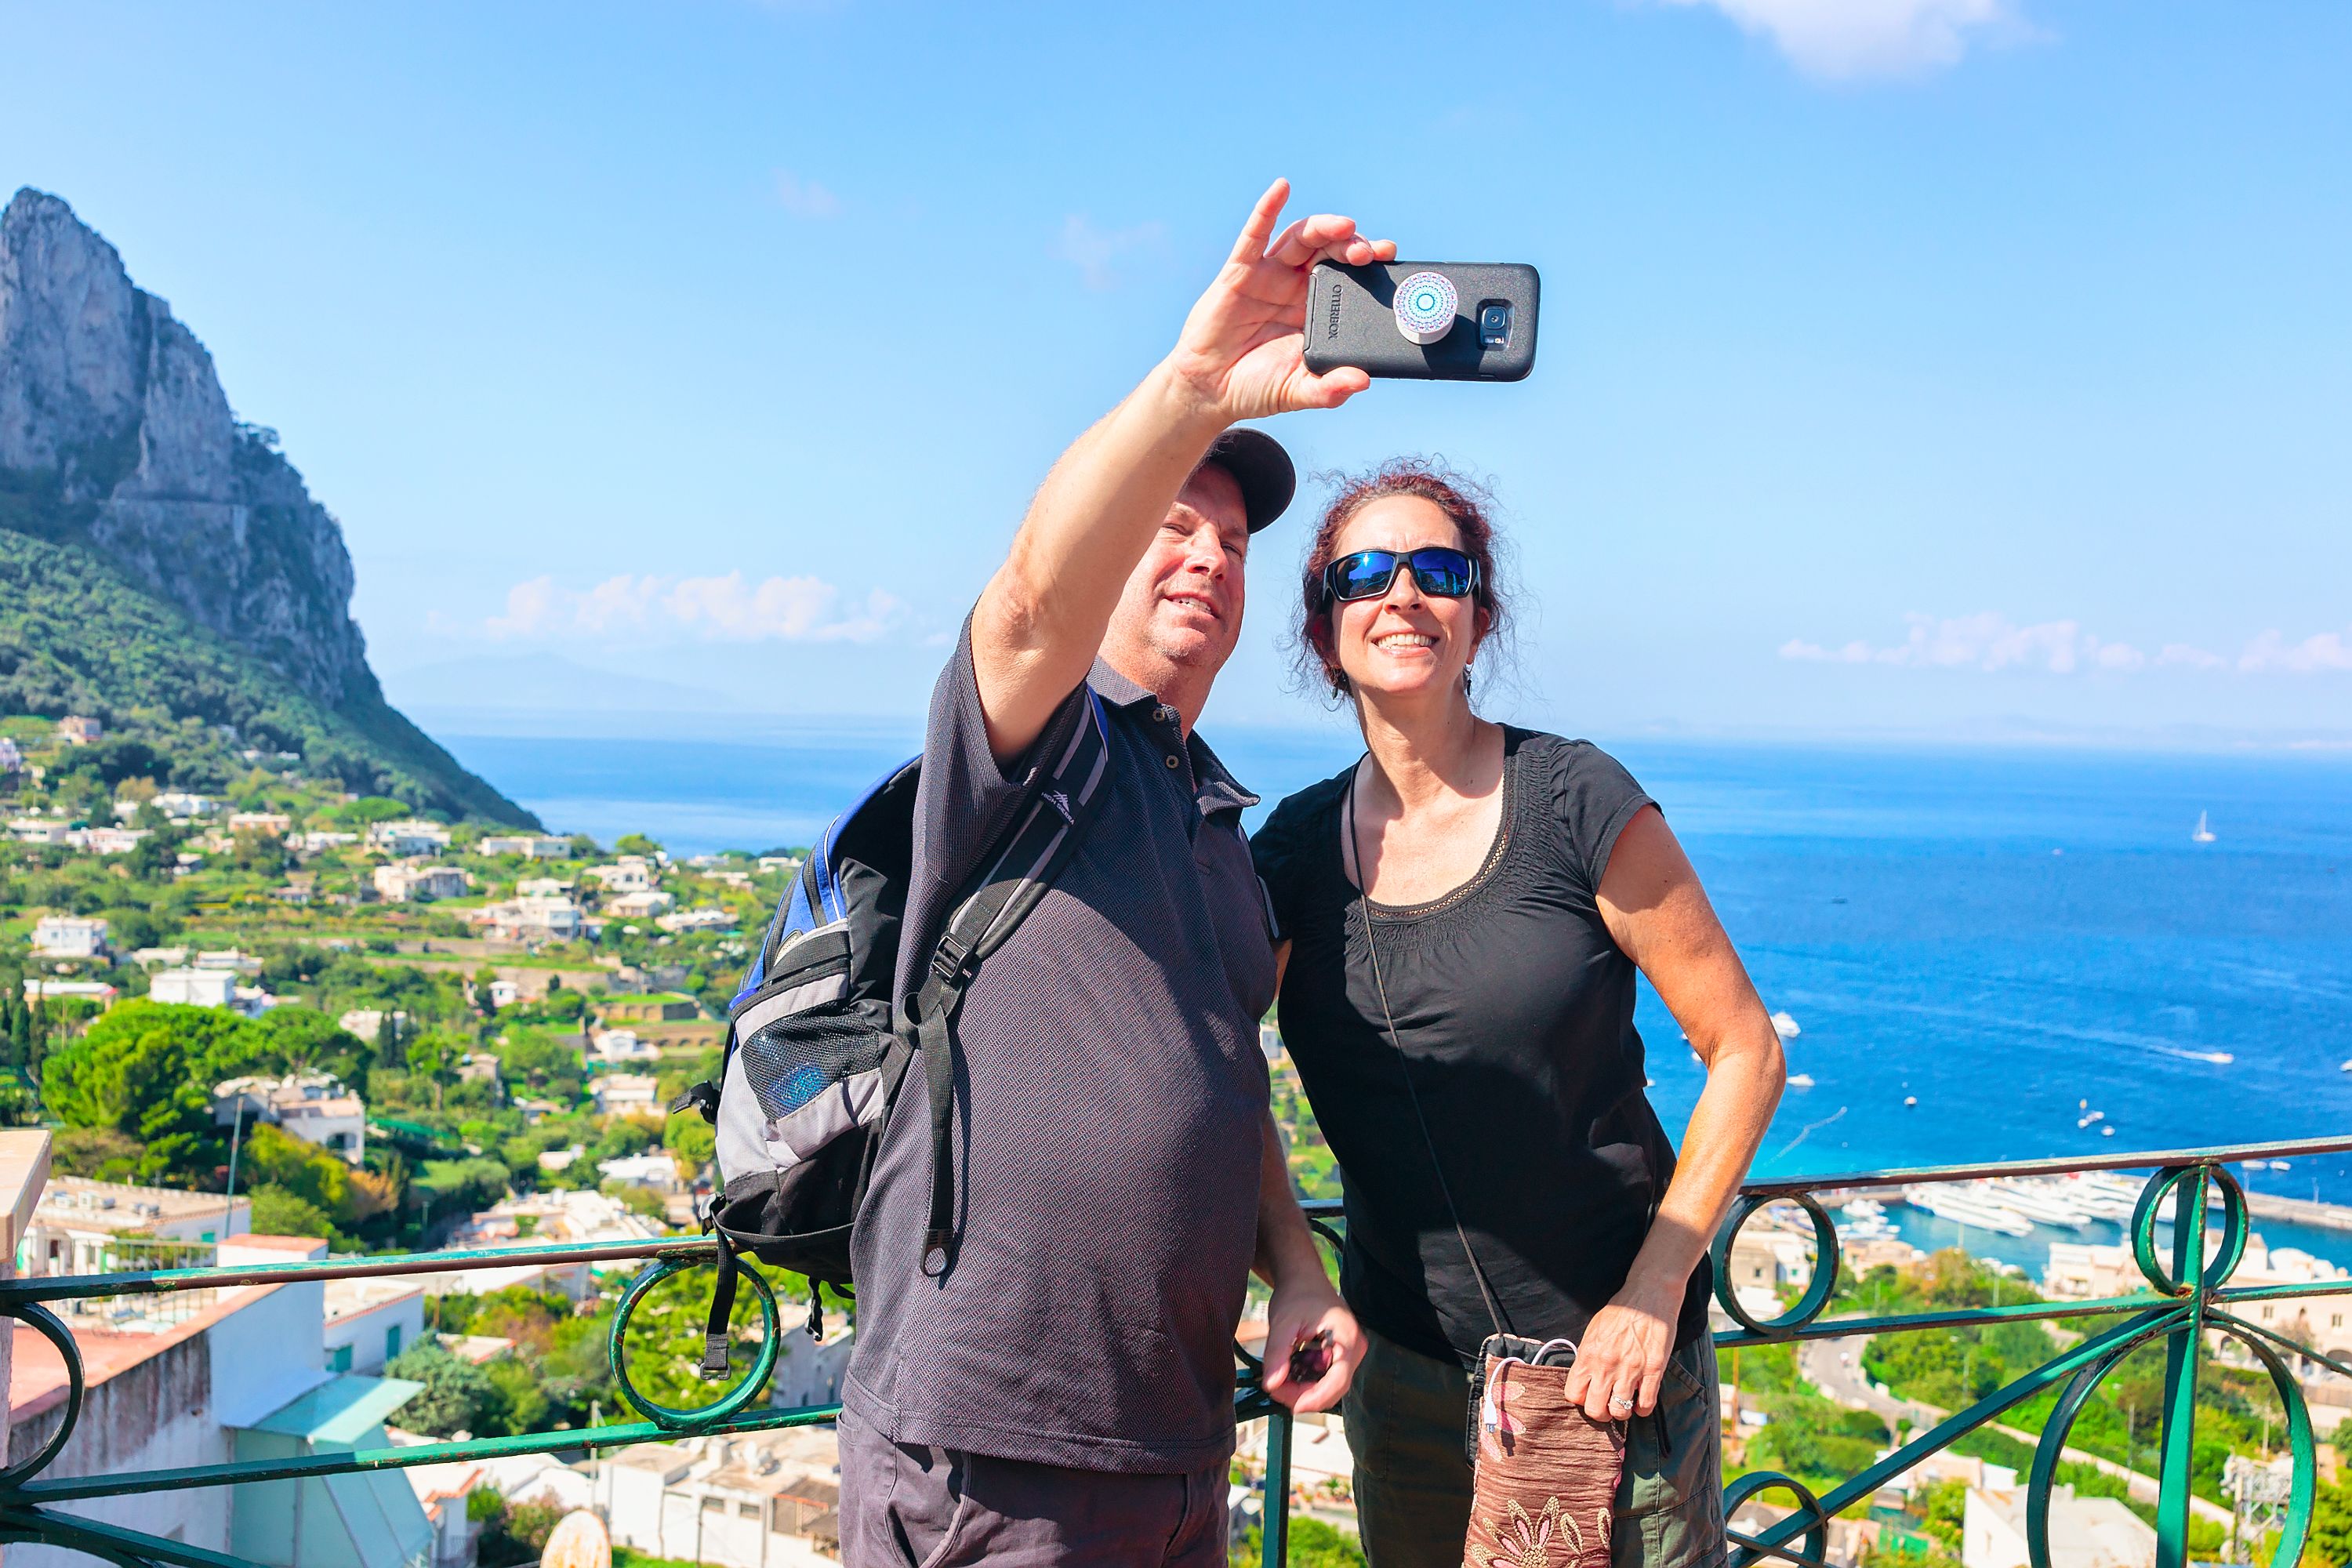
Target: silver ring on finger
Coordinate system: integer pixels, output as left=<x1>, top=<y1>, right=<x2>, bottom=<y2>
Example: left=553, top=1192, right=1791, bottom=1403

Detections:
left=1609, top=1394, right=1635, bottom=1413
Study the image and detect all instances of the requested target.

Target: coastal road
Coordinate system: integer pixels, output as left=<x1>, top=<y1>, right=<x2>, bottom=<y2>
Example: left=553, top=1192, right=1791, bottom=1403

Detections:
left=1794, top=1336, right=2232, bottom=1526
left=1796, top=1335, right=1944, bottom=1434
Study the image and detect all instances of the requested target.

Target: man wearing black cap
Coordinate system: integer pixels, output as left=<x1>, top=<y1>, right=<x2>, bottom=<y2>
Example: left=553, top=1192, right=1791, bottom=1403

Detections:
left=837, top=181, right=1394, bottom=1563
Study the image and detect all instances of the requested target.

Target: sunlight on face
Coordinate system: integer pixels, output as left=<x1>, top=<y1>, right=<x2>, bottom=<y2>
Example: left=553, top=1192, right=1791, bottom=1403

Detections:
left=1329, top=495, right=1482, bottom=702
left=1105, top=463, right=1250, bottom=681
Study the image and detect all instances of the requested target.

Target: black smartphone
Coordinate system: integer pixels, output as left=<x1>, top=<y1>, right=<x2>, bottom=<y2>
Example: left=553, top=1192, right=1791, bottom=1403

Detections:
left=1302, top=260, right=1540, bottom=382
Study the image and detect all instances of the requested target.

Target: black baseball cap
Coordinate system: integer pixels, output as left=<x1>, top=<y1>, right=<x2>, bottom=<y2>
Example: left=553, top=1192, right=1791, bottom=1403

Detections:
left=1197, top=426, right=1296, bottom=533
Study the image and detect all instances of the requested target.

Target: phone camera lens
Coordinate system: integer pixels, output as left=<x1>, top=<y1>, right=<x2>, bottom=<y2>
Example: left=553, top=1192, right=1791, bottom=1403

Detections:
left=1479, top=303, right=1512, bottom=348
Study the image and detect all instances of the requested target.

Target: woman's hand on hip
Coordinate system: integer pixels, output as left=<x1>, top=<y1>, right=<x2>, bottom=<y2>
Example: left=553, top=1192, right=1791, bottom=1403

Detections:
left=1563, top=1284, right=1680, bottom=1421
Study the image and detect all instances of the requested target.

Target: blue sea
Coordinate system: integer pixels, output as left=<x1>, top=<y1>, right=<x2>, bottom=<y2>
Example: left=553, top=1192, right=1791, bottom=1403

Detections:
left=438, top=724, right=2352, bottom=1260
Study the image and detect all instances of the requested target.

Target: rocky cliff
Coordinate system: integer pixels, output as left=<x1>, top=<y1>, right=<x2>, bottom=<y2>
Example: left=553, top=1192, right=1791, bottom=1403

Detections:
left=0, top=188, right=534, bottom=824
left=0, top=187, right=374, bottom=703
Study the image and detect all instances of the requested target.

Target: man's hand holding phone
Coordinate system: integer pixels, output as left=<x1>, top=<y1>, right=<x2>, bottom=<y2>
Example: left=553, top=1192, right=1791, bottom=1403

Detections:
left=1260, top=1273, right=1364, bottom=1415
left=1161, top=178, right=1397, bottom=426
left=973, top=180, right=1392, bottom=760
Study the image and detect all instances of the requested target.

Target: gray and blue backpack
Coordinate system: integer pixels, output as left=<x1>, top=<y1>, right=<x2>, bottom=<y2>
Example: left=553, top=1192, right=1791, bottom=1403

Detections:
left=674, top=692, right=1111, bottom=1372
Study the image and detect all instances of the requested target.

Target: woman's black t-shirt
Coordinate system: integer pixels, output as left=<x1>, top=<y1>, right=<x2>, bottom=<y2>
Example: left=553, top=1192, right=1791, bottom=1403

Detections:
left=1252, top=728, right=1712, bottom=1367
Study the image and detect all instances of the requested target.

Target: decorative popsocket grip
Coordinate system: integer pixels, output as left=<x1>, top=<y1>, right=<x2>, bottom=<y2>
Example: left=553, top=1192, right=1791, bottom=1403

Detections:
left=1392, top=270, right=1458, bottom=345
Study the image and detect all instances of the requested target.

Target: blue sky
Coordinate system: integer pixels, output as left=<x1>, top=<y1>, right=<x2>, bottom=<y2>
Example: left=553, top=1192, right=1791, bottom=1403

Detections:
left=7, top=0, right=2348, bottom=746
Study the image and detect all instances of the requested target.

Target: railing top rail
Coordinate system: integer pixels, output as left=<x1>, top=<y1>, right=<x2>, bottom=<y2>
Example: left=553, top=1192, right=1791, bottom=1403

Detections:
left=1734, top=1131, right=2352, bottom=1193
left=1300, top=1130, right=2352, bottom=1223
left=0, top=1233, right=717, bottom=1303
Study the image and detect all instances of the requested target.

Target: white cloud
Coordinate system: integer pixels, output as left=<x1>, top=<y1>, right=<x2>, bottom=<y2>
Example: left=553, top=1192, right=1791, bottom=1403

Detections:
left=774, top=170, right=841, bottom=220
left=1053, top=215, right=1167, bottom=291
left=1780, top=612, right=2135, bottom=673
left=1655, top=0, right=2017, bottom=80
left=481, top=572, right=903, bottom=644
left=1783, top=613, right=2352, bottom=676
left=2090, top=641, right=2145, bottom=673
left=2238, top=627, right=2352, bottom=673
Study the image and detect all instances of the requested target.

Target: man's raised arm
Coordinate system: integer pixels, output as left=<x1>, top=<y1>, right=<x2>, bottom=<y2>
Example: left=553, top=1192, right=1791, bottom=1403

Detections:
left=969, top=179, right=1393, bottom=761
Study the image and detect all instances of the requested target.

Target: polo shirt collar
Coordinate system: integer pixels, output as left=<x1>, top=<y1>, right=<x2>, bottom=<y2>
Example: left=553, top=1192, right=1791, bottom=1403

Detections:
left=1187, top=732, right=1259, bottom=817
left=1087, top=658, right=1261, bottom=818
left=1085, top=658, right=1156, bottom=710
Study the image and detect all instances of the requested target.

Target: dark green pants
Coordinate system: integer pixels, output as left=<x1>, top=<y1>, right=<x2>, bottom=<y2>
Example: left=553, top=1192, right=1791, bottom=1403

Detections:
left=1341, top=1328, right=1727, bottom=1568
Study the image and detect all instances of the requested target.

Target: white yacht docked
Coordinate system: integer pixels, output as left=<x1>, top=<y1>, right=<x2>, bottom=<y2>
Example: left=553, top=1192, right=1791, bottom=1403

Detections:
left=2063, top=1171, right=2144, bottom=1221
left=1901, top=1183, right=2036, bottom=1237
left=1987, top=1177, right=2095, bottom=1228
left=1839, top=1196, right=1898, bottom=1241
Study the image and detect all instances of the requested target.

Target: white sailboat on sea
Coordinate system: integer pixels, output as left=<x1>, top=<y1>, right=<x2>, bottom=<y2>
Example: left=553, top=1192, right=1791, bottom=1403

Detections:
left=2192, top=811, right=2216, bottom=844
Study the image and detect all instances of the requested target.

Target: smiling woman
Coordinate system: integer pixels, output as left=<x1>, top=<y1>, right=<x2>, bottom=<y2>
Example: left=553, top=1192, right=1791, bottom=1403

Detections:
left=1257, top=458, right=1788, bottom=1568
left=1294, top=461, right=1511, bottom=703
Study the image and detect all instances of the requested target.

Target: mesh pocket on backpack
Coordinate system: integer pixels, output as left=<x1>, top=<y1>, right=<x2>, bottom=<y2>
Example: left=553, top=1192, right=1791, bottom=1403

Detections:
left=735, top=997, right=895, bottom=1124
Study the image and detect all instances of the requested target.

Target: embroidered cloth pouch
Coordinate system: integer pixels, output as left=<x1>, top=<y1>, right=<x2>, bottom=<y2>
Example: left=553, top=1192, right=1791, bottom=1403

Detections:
left=1463, top=1334, right=1626, bottom=1568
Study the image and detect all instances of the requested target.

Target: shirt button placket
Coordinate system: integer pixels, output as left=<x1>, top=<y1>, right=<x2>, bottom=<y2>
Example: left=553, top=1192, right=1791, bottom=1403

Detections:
left=1153, top=704, right=1184, bottom=771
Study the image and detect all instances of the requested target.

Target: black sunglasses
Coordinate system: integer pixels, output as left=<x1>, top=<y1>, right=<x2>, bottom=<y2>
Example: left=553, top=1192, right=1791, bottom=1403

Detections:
left=1322, top=546, right=1479, bottom=605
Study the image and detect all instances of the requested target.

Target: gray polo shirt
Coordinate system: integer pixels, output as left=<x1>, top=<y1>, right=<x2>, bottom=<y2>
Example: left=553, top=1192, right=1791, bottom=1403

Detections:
left=841, top=626, right=1278, bottom=1473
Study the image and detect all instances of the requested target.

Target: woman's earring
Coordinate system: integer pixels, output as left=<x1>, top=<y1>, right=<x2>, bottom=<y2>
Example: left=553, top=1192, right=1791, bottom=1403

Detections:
left=1464, top=664, right=1475, bottom=699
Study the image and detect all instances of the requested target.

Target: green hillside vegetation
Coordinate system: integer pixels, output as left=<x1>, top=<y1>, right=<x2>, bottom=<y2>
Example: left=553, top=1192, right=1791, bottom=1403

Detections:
left=3, top=752, right=801, bottom=1250
left=0, top=528, right=531, bottom=824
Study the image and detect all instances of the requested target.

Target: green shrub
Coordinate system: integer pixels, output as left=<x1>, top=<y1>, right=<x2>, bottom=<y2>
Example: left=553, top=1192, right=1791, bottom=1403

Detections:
left=247, top=1184, right=337, bottom=1244
left=385, top=1343, right=495, bottom=1436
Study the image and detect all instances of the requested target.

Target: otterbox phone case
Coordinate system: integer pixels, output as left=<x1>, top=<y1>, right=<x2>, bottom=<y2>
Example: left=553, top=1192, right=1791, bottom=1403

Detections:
left=1302, top=260, right=1540, bottom=381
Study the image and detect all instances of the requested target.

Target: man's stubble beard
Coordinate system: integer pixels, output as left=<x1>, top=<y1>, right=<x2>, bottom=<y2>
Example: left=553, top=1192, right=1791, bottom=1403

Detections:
left=1102, top=598, right=1242, bottom=700
left=1148, top=602, right=1241, bottom=682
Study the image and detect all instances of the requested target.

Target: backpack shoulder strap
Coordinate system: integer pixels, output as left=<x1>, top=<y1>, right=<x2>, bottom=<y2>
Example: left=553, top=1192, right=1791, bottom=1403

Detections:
left=909, top=688, right=1114, bottom=1276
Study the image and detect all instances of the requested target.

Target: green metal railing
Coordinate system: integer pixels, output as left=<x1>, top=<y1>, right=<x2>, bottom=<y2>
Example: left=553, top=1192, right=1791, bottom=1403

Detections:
left=1696, top=1135, right=2351, bottom=1568
left=1, top=1134, right=2345, bottom=1568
